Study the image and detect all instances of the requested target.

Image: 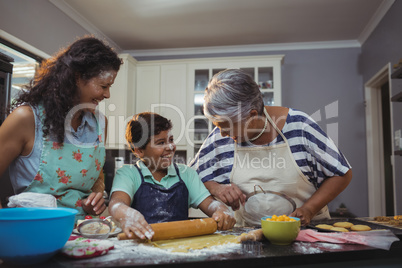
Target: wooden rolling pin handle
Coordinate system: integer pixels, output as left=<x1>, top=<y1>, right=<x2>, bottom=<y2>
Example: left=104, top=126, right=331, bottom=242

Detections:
left=118, top=218, right=217, bottom=241
left=117, top=232, right=145, bottom=241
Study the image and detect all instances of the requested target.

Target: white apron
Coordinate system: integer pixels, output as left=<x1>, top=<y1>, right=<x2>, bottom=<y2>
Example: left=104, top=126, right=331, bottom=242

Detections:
left=230, top=108, right=330, bottom=226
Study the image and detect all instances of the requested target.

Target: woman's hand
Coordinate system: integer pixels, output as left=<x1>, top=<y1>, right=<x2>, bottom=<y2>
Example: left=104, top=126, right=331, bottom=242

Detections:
left=120, top=208, right=154, bottom=240
left=82, top=192, right=106, bottom=215
left=91, top=172, right=105, bottom=193
left=290, top=169, right=353, bottom=226
left=289, top=207, right=314, bottom=226
left=204, top=181, right=246, bottom=211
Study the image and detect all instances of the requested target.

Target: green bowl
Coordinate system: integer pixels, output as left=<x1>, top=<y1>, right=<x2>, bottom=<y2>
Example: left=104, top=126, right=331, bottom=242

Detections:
left=261, top=216, right=301, bottom=245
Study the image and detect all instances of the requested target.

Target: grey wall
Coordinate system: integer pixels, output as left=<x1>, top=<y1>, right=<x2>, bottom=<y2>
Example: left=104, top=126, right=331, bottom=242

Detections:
left=280, top=48, right=365, bottom=216
left=360, top=0, right=402, bottom=214
left=0, top=0, right=90, bottom=56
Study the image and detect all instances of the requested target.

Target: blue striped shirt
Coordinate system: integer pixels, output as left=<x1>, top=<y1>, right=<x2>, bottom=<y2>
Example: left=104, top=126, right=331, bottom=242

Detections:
left=189, top=108, right=351, bottom=188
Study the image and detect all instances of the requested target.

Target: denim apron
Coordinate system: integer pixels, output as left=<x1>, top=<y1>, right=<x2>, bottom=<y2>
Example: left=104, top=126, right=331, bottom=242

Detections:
left=132, top=163, right=189, bottom=223
left=24, top=105, right=105, bottom=221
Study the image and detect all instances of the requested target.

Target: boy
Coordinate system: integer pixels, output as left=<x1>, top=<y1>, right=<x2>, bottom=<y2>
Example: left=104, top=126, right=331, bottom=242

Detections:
left=109, top=112, right=235, bottom=240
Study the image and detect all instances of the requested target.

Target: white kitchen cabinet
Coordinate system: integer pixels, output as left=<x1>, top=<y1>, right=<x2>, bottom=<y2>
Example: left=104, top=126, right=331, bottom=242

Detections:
left=136, top=65, right=160, bottom=115
left=186, top=55, right=284, bottom=158
left=103, top=54, right=136, bottom=149
left=135, top=63, right=188, bottom=149
left=159, top=64, right=187, bottom=147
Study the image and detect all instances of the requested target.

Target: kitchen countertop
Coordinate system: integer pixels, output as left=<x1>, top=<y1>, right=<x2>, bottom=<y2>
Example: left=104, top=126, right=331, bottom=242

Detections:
left=4, top=219, right=402, bottom=268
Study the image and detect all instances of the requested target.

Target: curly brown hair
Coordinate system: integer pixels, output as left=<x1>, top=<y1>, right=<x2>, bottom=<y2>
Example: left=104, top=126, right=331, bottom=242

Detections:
left=12, top=36, right=122, bottom=143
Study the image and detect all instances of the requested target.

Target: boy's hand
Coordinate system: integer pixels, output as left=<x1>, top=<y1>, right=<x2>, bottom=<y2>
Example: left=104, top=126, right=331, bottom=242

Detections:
left=121, top=208, right=154, bottom=240
left=212, top=210, right=236, bottom=230
left=82, top=192, right=106, bottom=215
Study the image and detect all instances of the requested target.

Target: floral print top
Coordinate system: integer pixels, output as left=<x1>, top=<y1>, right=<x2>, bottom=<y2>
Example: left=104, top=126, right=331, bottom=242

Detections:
left=24, top=105, right=106, bottom=221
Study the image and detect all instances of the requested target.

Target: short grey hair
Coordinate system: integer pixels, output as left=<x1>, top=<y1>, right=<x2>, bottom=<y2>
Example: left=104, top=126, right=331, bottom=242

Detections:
left=203, top=69, right=264, bottom=123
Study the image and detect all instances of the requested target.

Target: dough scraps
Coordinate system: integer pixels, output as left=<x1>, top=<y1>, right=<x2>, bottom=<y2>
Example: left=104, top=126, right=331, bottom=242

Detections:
left=149, top=234, right=239, bottom=253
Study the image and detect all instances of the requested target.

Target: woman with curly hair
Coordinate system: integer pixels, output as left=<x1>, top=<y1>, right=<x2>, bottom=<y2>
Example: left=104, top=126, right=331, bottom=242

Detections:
left=0, top=36, right=122, bottom=221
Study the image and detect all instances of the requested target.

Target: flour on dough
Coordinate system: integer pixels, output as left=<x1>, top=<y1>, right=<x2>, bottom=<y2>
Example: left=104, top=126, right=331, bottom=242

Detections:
left=149, top=234, right=239, bottom=253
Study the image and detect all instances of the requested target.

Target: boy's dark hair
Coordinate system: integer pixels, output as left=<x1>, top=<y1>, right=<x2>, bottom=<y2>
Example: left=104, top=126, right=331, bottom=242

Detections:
left=126, top=112, right=172, bottom=151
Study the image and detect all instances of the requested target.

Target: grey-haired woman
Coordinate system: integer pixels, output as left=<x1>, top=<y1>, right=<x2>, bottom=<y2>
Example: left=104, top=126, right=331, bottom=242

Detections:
left=190, top=69, right=352, bottom=226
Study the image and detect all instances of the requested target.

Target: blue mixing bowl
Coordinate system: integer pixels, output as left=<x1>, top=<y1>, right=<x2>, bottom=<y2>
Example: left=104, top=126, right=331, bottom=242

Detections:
left=0, top=207, right=77, bottom=265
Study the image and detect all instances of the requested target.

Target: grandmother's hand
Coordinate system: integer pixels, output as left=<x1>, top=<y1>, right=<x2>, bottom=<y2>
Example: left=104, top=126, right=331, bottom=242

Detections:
left=82, top=192, right=106, bottom=215
left=205, top=181, right=246, bottom=211
left=289, top=207, right=314, bottom=226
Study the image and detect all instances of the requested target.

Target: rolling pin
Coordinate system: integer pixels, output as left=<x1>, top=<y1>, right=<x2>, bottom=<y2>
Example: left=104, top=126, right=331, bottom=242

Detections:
left=117, top=218, right=217, bottom=241
left=237, top=229, right=265, bottom=242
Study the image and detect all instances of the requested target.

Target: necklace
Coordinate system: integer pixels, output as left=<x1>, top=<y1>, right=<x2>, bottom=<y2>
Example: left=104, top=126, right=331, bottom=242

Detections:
left=248, top=114, right=268, bottom=142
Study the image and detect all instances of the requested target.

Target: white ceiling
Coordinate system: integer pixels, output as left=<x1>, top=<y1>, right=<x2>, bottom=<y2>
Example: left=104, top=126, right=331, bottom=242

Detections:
left=50, top=0, right=393, bottom=56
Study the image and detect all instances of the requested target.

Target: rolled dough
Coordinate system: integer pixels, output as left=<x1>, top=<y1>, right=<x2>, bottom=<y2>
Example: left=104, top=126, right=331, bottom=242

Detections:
left=149, top=234, right=239, bottom=252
